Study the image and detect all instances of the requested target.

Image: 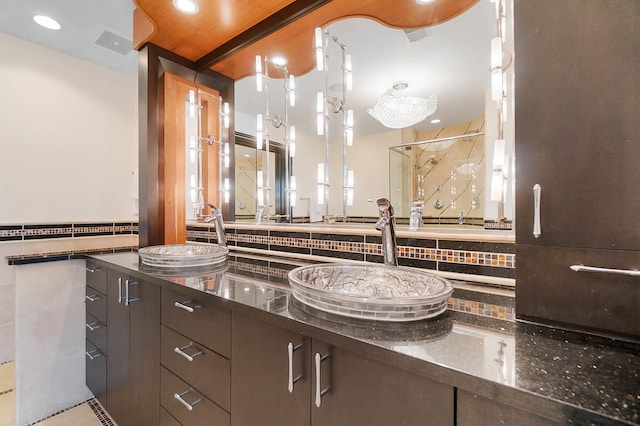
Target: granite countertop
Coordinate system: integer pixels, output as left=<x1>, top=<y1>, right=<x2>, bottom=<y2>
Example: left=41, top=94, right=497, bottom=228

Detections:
left=86, top=251, right=639, bottom=425
left=6, top=248, right=638, bottom=424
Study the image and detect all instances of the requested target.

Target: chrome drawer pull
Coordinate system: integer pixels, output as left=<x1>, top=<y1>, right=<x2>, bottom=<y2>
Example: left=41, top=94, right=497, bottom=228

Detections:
left=124, top=279, right=139, bottom=306
left=86, top=322, right=102, bottom=331
left=174, top=343, right=203, bottom=362
left=314, top=352, right=330, bottom=408
left=118, top=277, right=123, bottom=304
left=570, top=264, right=640, bottom=277
left=174, top=389, right=202, bottom=411
left=86, top=267, right=102, bottom=273
left=533, top=184, right=541, bottom=238
left=174, top=300, right=202, bottom=313
left=85, top=294, right=102, bottom=302
left=86, top=349, right=102, bottom=360
left=287, top=342, right=303, bottom=393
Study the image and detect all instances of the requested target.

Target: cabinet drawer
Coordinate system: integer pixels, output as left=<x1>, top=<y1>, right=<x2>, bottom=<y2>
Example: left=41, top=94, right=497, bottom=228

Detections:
left=86, top=261, right=107, bottom=294
left=160, top=407, right=182, bottom=426
left=161, top=367, right=230, bottom=426
left=85, top=312, right=107, bottom=355
left=162, top=288, right=231, bottom=358
left=85, top=286, right=106, bottom=324
left=161, top=325, right=230, bottom=412
left=85, top=340, right=106, bottom=408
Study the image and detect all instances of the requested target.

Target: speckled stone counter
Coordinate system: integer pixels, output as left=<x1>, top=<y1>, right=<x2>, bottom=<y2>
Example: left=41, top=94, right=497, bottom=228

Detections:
left=86, top=251, right=639, bottom=425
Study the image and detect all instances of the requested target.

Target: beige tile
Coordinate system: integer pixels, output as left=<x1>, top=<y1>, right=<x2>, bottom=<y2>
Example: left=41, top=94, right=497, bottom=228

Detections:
left=38, top=403, right=102, bottom=426
left=0, top=391, right=15, bottom=426
left=0, top=362, right=13, bottom=394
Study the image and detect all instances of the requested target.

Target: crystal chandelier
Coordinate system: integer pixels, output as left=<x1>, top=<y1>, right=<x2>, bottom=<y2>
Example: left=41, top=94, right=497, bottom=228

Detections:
left=367, top=82, right=437, bottom=129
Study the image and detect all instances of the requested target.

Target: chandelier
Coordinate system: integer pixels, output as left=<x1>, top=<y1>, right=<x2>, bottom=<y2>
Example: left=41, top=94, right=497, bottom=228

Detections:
left=367, top=82, right=437, bottom=129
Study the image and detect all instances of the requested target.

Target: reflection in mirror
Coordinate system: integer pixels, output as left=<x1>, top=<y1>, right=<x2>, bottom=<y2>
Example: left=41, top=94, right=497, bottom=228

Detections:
left=389, top=118, right=485, bottom=225
left=234, top=0, right=514, bottom=229
left=234, top=133, right=282, bottom=222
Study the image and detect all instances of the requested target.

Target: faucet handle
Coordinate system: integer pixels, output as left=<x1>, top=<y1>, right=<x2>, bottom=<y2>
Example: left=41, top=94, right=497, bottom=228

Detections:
left=368, top=197, right=394, bottom=216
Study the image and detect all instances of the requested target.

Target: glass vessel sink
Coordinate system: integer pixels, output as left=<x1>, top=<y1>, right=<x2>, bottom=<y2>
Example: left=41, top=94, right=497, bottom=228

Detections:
left=138, top=244, right=228, bottom=268
left=288, top=263, right=453, bottom=321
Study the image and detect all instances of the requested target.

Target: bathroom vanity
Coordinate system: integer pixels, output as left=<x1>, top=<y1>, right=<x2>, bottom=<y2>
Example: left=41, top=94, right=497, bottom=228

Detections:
left=76, top=251, right=639, bottom=426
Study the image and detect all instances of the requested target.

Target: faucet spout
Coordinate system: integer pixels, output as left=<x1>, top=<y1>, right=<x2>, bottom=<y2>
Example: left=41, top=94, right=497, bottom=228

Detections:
left=203, top=203, right=227, bottom=247
left=368, top=198, right=398, bottom=266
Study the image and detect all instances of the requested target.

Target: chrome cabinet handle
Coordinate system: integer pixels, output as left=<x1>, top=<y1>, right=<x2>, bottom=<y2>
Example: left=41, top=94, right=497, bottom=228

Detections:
left=533, top=184, right=541, bottom=238
left=86, top=349, right=102, bottom=360
left=174, top=343, right=203, bottom=362
left=86, top=267, right=102, bottom=273
left=86, top=322, right=102, bottom=331
left=174, top=301, right=202, bottom=313
left=287, top=342, right=303, bottom=393
left=118, top=277, right=123, bottom=304
left=85, top=294, right=102, bottom=302
left=174, top=389, right=202, bottom=411
left=314, top=352, right=330, bottom=408
left=124, top=279, right=139, bottom=306
left=570, top=264, right=640, bottom=277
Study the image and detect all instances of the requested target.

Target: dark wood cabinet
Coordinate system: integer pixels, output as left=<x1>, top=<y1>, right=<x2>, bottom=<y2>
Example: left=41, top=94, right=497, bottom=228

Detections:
left=231, top=313, right=454, bottom=426
left=231, top=313, right=311, bottom=426
left=105, top=269, right=161, bottom=426
left=160, top=287, right=231, bottom=425
left=514, top=0, right=640, bottom=338
left=85, top=261, right=107, bottom=409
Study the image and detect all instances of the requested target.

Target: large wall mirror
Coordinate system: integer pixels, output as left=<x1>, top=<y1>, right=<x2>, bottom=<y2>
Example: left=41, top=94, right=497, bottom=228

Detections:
left=231, top=0, right=514, bottom=229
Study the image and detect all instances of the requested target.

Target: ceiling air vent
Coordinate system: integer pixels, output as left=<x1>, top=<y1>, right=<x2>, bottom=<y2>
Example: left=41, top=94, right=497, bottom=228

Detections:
left=403, top=28, right=431, bottom=44
left=94, top=30, right=133, bottom=55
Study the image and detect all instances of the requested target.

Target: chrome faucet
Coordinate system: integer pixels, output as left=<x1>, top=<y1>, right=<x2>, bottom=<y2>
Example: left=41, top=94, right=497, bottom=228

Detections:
left=369, top=197, right=398, bottom=266
left=203, top=203, right=227, bottom=247
left=409, top=201, right=424, bottom=231
left=255, top=206, right=265, bottom=224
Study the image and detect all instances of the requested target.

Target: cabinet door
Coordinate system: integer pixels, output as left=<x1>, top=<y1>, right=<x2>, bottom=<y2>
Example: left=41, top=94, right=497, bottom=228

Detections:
left=106, top=269, right=130, bottom=422
left=106, top=270, right=161, bottom=426
left=231, top=313, right=311, bottom=426
left=128, top=278, right=161, bottom=425
left=311, top=341, right=454, bottom=426
left=514, top=0, right=640, bottom=251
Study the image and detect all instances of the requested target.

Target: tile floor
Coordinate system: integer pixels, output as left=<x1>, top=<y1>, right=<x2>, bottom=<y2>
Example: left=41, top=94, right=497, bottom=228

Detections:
left=0, top=362, right=115, bottom=426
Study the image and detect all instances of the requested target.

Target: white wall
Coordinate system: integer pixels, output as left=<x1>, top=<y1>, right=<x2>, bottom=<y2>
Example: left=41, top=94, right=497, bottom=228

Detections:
left=0, top=32, right=138, bottom=223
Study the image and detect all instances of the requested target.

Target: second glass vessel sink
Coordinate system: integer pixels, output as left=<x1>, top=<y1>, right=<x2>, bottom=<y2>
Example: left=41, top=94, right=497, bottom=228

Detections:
left=138, top=244, right=228, bottom=268
left=288, top=263, right=453, bottom=321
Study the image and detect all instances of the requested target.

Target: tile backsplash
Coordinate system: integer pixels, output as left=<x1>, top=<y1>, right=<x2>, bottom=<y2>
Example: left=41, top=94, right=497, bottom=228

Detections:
left=0, top=222, right=138, bottom=242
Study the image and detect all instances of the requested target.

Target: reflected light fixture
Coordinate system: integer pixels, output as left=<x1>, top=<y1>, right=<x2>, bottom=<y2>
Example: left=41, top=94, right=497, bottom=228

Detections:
left=368, top=82, right=437, bottom=129
left=415, top=0, right=436, bottom=4
left=33, top=15, right=61, bottom=30
left=173, top=0, right=199, bottom=14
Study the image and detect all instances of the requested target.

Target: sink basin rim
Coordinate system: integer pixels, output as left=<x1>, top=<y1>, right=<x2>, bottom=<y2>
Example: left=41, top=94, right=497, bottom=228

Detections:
left=138, top=243, right=229, bottom=268
left=287, top=263, right=453, bottom=321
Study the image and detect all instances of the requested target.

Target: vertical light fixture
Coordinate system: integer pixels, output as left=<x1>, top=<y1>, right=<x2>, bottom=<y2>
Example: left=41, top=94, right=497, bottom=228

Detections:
left=256, top=114, right=263, bottom=150
left=317, top=163, right=326, bottom=205
left=254, top=54, right=298, bottom=221
left=316, top=92, right=325, bottom=136
left=256, top=55, right=263, bottom=92
left=315, top=27, right=324, bottom=71
left=314, top=27, right=355, bottom=221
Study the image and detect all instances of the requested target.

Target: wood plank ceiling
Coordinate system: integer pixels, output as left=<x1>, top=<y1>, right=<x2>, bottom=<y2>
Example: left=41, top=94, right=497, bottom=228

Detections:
left=133, top=0, right=478, bottom=79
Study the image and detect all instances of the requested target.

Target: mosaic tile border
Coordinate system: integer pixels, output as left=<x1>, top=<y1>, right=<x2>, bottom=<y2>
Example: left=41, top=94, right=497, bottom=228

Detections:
left=26, top=398, right=114, bottom=426
left=0, top=222, right=138, bottom=242
left=187, top=226, right=515, bottom=280
left=88, top=398, right=116, bottom=426
left=447, top=297, right=515, bottom=321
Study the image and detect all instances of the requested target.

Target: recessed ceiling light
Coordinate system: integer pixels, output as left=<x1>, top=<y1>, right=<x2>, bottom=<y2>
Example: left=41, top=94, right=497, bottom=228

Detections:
left=271, top=56, right=287, bottom=66
left=33, top=15, right=61, bottom=30
left=243, top=154, right=251, bottom=158
left=173, top=0, right=199, bottom=14
left=430, top=119, right=441, bottom=124
left=415, top=0, right=436, bottom=4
